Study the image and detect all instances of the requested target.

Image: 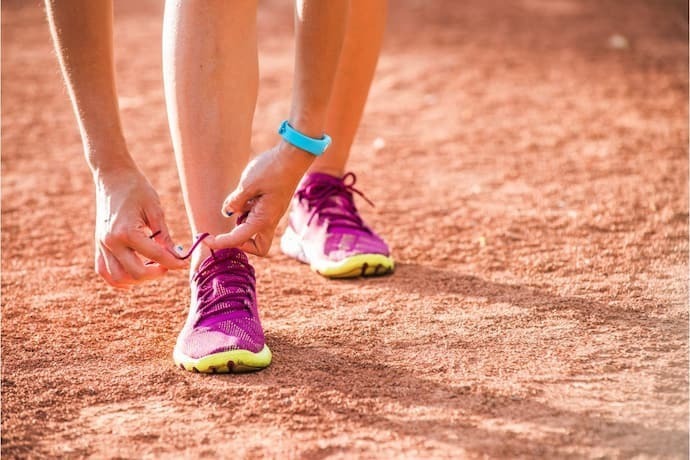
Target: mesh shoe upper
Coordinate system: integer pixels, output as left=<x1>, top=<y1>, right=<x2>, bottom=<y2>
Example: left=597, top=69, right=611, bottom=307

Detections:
left=175, top=248, right=265, bottom=359
left=288, top=172, right=390, bottom=261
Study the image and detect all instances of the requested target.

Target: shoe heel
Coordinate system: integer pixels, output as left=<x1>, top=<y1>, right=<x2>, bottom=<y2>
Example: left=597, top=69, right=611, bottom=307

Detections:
left=280, top=226, right=309, bottom=264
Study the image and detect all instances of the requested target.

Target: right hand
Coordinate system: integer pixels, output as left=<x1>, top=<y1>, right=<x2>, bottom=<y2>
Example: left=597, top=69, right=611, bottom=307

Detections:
left=94, top=167, right=187, bottom=288
left=205, top=143, right=313, bottom=256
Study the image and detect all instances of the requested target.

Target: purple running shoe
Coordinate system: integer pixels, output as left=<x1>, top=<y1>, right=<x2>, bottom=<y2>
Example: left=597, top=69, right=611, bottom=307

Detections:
left=173, top=248, right=271, bottom=373
left=280, top=172, right=394, bottom=278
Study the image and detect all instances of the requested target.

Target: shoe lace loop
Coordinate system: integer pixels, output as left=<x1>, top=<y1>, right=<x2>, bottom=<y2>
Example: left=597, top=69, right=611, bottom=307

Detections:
left=145, top=231, right=210, bottom=263
left=297, top=172, right=375, bottom=232
left=144, top=233, right=254, bottom=322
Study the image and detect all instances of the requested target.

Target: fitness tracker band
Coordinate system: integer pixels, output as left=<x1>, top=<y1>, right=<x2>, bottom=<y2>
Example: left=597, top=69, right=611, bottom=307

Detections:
left=278, top=120, right=331, bottom=156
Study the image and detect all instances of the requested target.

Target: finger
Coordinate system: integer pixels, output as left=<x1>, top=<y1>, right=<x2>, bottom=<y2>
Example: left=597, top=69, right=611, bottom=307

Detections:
left=144, top=209, right=188, bottom=269
left=128, top=232, right=187, bottom=270
left=221, top=186, right=255, bottom=218
left=204, top=221, right=261, bottom=250
left=145, top=208, right=176, bottom=249
left=96, top=248, right=133, bottom=289
left=238, top=227, right=275, bottom=257
left=112, top=247, right=168, bottom=283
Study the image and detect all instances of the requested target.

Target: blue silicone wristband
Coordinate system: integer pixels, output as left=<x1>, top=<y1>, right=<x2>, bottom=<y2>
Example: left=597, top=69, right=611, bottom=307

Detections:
left=278, top=120, right=331, bottom=156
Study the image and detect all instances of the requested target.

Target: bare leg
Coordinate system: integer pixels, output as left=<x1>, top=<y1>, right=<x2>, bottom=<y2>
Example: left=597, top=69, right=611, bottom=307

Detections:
left=309, top=0, right=387, bottom=177
left=162, top=0, right=258, bottom=271
left=279, top=0, right=392, bottom=279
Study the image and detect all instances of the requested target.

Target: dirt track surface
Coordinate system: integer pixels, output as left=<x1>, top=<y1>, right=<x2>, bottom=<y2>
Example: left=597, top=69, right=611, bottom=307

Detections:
left=2, top=0, right=688, bottom=458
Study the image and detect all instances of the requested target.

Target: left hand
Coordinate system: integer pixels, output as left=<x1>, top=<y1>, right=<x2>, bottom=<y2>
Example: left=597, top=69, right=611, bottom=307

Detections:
left=204, top=143, right=313, bottom=256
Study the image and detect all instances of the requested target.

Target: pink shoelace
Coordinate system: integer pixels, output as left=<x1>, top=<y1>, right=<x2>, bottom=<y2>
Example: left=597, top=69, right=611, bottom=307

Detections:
left=297, top=172, right=375, bottom=234
left=147, top=230, right=255, bottom=323
left=146, top=209, right=253, bottom=264
left=147, top=231, right=211, bottom=262
left=193, top=248, right=256, bottom=324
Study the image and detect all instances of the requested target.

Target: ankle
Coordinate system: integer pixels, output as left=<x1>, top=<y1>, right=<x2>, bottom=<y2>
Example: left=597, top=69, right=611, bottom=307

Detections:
left=189, top=245, right=213, bottom=274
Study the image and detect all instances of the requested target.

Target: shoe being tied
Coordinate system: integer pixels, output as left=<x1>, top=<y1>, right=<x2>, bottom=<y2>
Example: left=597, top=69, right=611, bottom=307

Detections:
left=280, top=172, right=394, bottom=278
left=174, top=248, right=271, bottom=373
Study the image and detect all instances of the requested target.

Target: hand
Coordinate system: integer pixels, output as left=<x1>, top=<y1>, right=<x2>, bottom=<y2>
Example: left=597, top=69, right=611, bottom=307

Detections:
left=94, top=166, right=187, bottom=288
left=205, top=143, right=313, bottom=256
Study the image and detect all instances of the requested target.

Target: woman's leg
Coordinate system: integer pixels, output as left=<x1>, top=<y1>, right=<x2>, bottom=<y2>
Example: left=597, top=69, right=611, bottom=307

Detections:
left=280, top=1, right=392, bottom=279
left=162, top=0, right=258, bottom=271
left=163, top=0, right=273, bottom=374
left=308, top=0, right=387, bottom=177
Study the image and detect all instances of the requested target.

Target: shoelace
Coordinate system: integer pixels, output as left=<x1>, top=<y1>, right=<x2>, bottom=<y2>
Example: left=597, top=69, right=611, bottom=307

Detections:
left=193, top=251, right=255, bottom=323
left=148, top=231, right=210, bottom=260
left=297, top=172, right=375, bottom=233
left=147, top=210, right=251, bottom=265
left=147, top=231, right=253, bottom=322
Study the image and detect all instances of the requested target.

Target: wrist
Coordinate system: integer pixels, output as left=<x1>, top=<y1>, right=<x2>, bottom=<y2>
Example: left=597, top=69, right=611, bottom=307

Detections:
left=278, top=119, right=331, bottom=156
left=87, top=144, right=138, bottom=182
left=287, top=113, right=327, bottom=139
left=276, top=141, right=315, bottom=176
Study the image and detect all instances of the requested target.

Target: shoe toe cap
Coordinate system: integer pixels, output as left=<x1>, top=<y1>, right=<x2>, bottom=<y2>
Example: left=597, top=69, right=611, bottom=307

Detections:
left=178, top=323, right=266, bottom=359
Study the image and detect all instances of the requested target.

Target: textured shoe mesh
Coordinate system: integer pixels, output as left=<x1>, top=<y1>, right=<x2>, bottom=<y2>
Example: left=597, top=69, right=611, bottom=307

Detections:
left=178, top=248, right=265, bottom=358
left=292, top=172, right=390, bottom=259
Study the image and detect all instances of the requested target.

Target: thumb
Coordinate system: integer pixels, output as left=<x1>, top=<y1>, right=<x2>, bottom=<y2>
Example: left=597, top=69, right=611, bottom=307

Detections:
left=221, top=185, right=254, bottom=218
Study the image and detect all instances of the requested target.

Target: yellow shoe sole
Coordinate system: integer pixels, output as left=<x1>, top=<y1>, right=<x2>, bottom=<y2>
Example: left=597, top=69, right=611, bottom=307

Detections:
left=281, top=227, right=395, bottom=279
left=173, top=344, right=272, bottom=374
left=313, top=253, right=395, bottom=279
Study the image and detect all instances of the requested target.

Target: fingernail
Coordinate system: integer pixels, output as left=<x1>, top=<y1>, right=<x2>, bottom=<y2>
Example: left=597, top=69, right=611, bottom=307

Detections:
left=222, top=209, right=233, bottom=218
left=174, top=245, right=184, bottom=255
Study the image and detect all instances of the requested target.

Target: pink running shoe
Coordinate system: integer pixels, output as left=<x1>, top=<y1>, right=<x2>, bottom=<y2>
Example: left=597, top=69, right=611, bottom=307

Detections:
left=280, top=172, right=394, bottom=278
left=173, top=248, right=271, bottom=373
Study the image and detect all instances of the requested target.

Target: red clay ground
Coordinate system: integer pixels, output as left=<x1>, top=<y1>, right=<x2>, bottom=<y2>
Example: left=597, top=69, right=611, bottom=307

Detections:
left=2, top=0, right=688, bottom=458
